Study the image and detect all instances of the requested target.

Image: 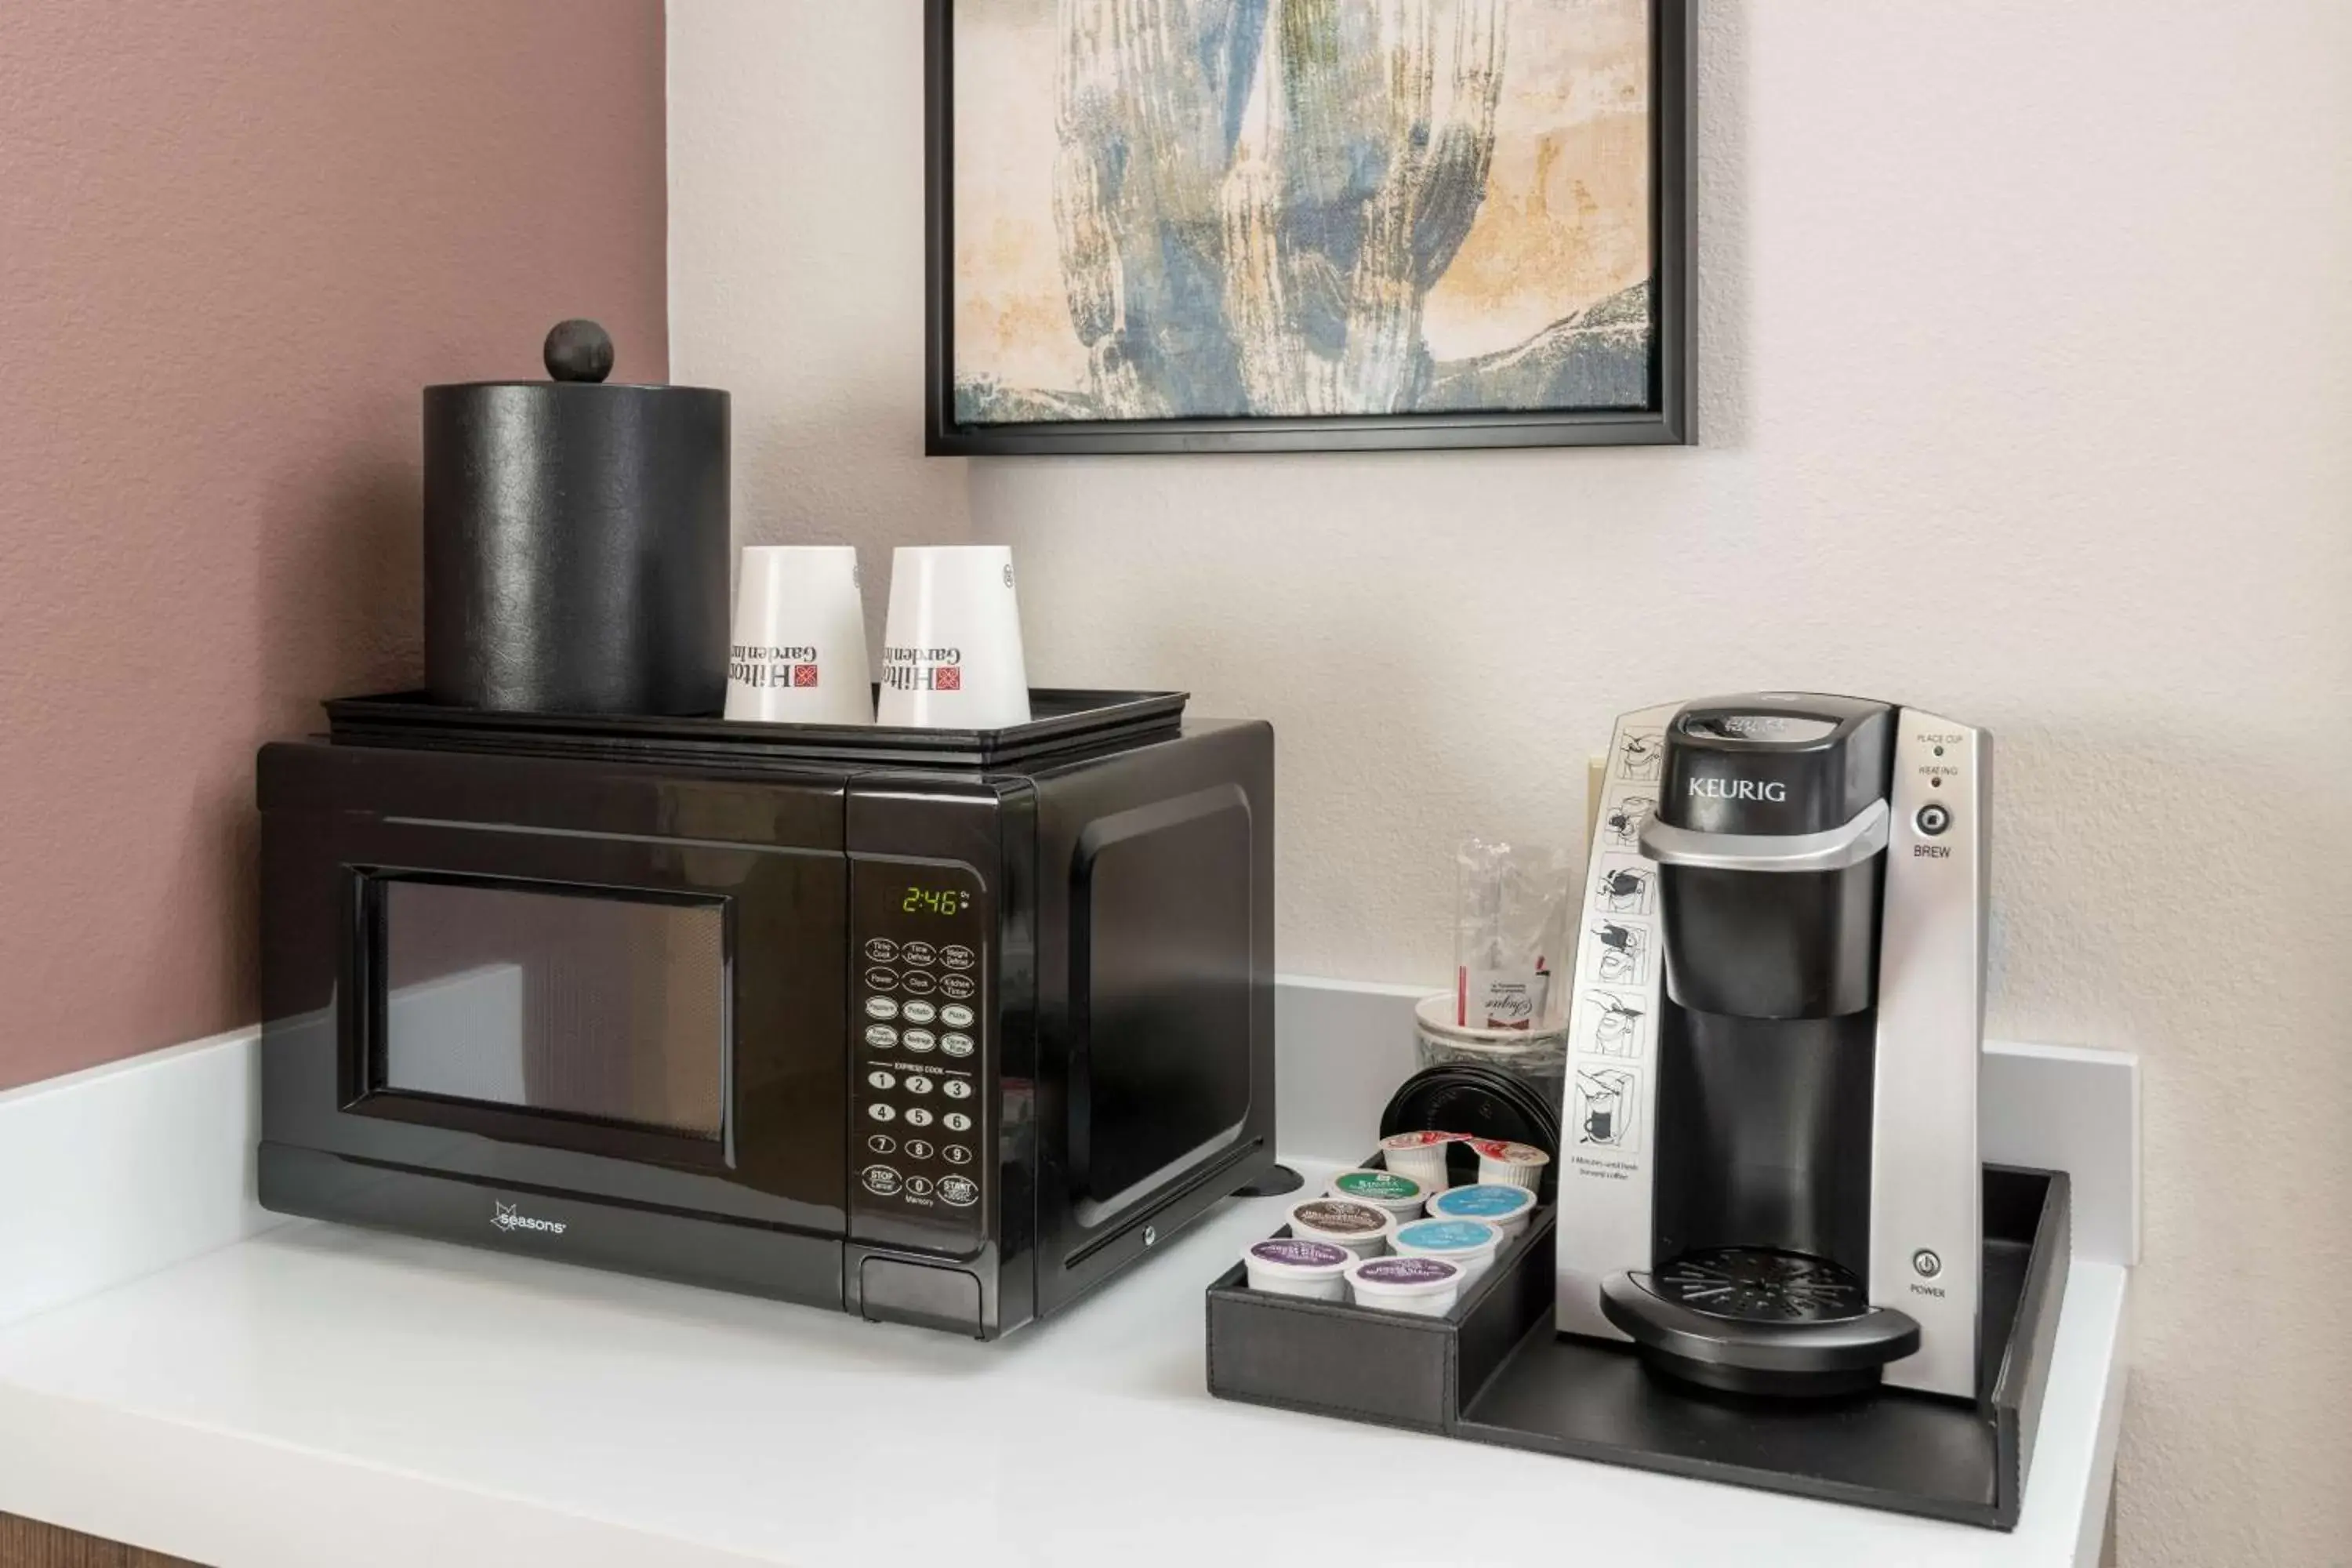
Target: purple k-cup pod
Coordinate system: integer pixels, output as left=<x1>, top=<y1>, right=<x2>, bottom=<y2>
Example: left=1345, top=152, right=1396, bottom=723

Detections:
left=1287, top=1199, right=1397, bottom=1259
left=1243, top=1236, right=1353, bottom=1301
left=1345, top=1254, right=1463, bottom=1316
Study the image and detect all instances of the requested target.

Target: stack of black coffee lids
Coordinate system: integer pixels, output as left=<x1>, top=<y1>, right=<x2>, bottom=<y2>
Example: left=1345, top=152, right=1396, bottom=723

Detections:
left=1379, top=1063, right=1562, bottom=1190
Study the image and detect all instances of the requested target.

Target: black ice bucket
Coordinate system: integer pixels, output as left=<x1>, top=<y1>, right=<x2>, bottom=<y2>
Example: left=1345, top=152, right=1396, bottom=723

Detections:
left=423, top=321, right=729, bottom=716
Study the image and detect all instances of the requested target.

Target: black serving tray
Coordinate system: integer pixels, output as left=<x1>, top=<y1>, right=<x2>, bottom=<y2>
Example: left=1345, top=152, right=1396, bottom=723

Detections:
left=1207, top=1165, right=2071, bottom=1530
left=321, top=688, right=1188, bottom=771
left=1207, top=1208, right=1559, bottom=1436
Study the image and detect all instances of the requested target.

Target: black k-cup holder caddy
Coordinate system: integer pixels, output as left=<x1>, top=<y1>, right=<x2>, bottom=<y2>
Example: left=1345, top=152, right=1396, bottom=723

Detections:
left=1207, top=1156, right=2073, bottom=1530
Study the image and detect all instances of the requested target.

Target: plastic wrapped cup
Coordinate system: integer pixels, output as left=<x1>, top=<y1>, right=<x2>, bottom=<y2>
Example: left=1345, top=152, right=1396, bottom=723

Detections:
left=1469, top=1138, right=1551, bottom=1191
left=1287, top=1199, right=1396, bottom=1260
left=1327, top=1167, right=1428, bottom=1220
left=1391, top=1218, right=1503, bottom=1285
left=1426, top=1183, right=1537, bottom=1239
left=1378, top=1130, right=1466, bottom=1190
left=1243, top=1237, right=1353, bottom=1301
left=1345, top=1255, right=1463, bottom=1316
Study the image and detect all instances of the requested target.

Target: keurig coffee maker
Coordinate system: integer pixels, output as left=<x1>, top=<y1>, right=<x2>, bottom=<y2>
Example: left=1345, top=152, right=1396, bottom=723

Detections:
left=1556, top=695, right=1988, bottom=1399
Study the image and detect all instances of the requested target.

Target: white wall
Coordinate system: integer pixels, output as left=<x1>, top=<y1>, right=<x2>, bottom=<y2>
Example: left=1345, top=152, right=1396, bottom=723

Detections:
left=668, top=3, right=2352, bottom=1561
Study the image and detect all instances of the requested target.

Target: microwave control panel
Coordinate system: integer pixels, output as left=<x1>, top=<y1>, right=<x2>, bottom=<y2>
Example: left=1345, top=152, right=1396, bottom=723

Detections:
left=848, top=860, right=988, bottom=1252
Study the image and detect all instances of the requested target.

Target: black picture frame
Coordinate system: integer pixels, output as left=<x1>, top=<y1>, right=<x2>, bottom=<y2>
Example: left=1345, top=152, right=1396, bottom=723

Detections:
left=925, top=0, right=1693, bottom=457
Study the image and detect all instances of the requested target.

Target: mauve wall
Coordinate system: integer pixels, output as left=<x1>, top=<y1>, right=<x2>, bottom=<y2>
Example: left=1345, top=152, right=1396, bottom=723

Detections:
left=0, top=1, right=670, bottom=1093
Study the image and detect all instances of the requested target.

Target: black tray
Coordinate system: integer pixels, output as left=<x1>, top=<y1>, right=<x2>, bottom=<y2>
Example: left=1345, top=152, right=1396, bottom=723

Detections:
left=1207, top=1165, right=2071, bottom=1530
left=1207, top=1209, right=1559, bottom=1436
left=321, top=688, right=1189, bottom=771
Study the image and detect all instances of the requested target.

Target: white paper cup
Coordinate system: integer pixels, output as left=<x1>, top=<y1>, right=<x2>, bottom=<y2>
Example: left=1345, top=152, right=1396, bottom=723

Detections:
left=877, top=546, right=1031, bottom=729
left=724, top=546, right=873, bottom=724
left=1287, top=1199, right=1396, bottom=1260
left=1242, top=1237, right=1353, bottom=1301
left=1345, top=1255, right=1462, bottom=1316
left=1390, top=1218, right=1502, bottom=1285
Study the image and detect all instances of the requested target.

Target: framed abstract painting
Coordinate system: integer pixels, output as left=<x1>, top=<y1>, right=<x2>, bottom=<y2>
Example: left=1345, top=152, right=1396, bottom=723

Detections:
left=926, top=0, right=1692, bottom=456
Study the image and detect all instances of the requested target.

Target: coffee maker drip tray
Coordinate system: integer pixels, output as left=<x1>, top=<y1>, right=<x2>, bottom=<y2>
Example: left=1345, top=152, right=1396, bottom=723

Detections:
left=1600, top=1250, right=1922, bottom=1398
left=1654, top=1248, right=1869, bottom=1322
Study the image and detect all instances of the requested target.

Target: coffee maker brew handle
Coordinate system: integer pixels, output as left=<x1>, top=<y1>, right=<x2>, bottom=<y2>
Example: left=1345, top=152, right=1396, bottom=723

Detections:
left=1637, top=797, right=1890, bottom=874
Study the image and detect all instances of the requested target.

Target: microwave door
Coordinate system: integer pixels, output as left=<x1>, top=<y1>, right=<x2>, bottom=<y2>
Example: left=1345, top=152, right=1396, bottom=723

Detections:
left=1066, top=786, right=1260, bottom=1231
left=261, top=791, right=852, bottom=1243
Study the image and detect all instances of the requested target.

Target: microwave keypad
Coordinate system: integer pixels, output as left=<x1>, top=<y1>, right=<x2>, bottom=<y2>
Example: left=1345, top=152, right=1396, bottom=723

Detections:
left=851, top=864, right=985, bottom=1232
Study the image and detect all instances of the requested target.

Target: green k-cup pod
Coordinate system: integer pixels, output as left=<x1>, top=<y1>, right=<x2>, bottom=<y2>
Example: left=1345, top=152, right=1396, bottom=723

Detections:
left=1329, top=1167, right=1426, bottom=1212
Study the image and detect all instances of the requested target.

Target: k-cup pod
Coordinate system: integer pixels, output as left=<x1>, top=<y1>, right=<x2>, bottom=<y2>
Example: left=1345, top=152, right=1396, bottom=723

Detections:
left=724, top=546, right=873, bottom=724
left=1426, top=1183, right=1536, bottom=1238
left=1391, top=1218, right=1502, bottom=1285
left=1469, top=1138, right=1552, bottom=1191
left=1242, top=1237, right=1353, bottom=1301
left=1287, top=1198, right=1396, bottom=1260
left=1345, top=1255, right=1462, bottom=1316
left=877, top=546, right=1032, bottom=729
left=1377, top=1129, right=1466, bottom=1190
left=1327, top=1167, right=1428, bottom=1219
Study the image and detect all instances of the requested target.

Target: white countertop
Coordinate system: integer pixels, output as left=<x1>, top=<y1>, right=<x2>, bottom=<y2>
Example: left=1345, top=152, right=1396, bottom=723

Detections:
left=0, top=1156, right=2127, bottom=1568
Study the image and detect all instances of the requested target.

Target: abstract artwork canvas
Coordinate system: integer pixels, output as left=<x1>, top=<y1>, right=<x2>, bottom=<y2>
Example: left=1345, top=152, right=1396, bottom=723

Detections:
left=926, top=0, right=1690, bottom=454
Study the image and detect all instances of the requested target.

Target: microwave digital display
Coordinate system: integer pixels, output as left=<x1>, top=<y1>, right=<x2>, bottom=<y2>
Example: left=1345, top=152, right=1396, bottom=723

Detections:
left=900, top=884, right=974, bottom=917
left=376, top=877, right=728, bottom=1138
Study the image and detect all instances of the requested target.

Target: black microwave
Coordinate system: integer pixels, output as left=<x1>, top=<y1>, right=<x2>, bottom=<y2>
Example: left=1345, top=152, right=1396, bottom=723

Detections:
left=256, top=691, right=1275, bottom=1338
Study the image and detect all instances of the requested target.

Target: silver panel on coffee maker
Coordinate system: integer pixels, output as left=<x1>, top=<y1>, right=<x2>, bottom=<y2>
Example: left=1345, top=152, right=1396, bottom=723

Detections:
left=1870, top=710, right=1989, bottom=1399
left=1555, top=702, right=1680, bottom=1341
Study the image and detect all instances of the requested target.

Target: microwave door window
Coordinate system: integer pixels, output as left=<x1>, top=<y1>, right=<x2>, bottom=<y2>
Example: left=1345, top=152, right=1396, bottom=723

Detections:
left=379, top=879, right=726, bottom=1138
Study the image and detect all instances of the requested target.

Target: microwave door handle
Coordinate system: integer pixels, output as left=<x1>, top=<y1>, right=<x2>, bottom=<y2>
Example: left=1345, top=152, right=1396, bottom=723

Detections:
left=1637, top=797, right=1890, bottom=873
